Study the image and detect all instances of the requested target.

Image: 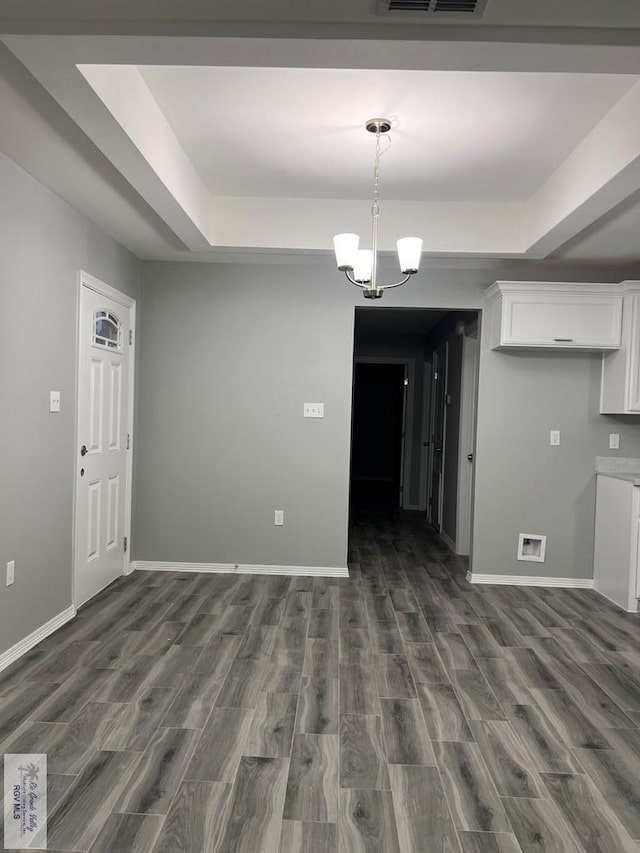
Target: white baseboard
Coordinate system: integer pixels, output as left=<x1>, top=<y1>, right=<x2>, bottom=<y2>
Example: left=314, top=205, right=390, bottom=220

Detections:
left=592, top=585, right=639, bottom=613
left=440, top=530, right=456, bottom=553
left=0, top=605, right=76, bottom=674
left=466, top=571, right=594, bottom=588
left=131, top=561, right=349, bottom=578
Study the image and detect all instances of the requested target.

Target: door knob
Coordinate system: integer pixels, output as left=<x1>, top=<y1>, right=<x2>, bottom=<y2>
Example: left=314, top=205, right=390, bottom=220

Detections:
left=80, top=445, right=88, bottom=456
left=467, top=453, right=473, bottom=461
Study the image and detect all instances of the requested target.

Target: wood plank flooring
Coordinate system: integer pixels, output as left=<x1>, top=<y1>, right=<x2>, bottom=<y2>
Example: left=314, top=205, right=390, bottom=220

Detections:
left=1, top=509, right=640, bottom=851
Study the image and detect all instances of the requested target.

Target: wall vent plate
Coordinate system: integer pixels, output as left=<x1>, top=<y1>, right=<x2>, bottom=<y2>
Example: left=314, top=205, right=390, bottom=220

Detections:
left=517, top=534, right=546, bottom=563
left=378, top=0, right=488, bottom=18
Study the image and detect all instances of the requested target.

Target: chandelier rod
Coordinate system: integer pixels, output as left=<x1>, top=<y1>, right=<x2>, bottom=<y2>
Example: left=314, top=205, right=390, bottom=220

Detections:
left=370, top=125, right=381, bottom=293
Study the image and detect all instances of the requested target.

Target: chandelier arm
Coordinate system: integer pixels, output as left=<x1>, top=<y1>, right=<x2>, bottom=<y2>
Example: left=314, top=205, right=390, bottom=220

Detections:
left=378, top=273, right=413, bottom=291
left=344, top=270, right=368, bottom=290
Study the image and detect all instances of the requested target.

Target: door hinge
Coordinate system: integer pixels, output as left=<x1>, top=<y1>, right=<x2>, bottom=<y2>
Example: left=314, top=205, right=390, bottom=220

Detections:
left=124, top=536, right=128, bottom=553
left=127, top=433, right=130, bottom=450
left=129, top=329, right=133, bottom=345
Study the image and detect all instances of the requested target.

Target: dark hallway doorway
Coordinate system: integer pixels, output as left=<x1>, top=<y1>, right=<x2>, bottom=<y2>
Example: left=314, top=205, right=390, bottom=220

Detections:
left=350, top=362, right=406, bottom=512
left=349, top=306, right=480, bottom=560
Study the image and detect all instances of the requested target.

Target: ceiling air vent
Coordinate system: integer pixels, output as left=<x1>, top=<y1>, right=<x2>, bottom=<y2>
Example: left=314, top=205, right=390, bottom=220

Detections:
left=379, top=0, right=487, bottom=17
left=386, top=0, right=430, bottom=10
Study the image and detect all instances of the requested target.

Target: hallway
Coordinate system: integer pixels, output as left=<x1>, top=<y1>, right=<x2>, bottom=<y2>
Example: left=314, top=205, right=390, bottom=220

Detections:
left=1, top=510, right=640, bottom=851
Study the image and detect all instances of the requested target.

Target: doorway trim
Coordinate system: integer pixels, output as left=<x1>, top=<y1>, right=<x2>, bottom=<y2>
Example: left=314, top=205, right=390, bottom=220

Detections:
left=419, top=356, right=432, bottom=513
left=73, top=270, right=136, bottom=610
left=354, top=356, right=417, bottom=510
left=427, top=342, right=448, bottom=531
left=456, top=325, right=479, bottom=555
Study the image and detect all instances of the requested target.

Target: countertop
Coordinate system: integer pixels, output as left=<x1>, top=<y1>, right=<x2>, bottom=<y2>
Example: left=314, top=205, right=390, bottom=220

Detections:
left=596, top=457, right=640, bottom=478
left=597, top=472, right=640, bottom=485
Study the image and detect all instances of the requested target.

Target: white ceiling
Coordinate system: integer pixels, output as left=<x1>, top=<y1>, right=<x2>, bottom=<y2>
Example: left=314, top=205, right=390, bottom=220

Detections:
left=1, top=2, right=640, bottom=270
left=138, top=67, right=634, bottom=203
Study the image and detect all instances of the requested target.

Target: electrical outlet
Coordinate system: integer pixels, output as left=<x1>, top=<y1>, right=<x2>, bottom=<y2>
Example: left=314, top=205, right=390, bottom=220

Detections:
left=550, top=430, right=560, bottom=446
left=609, top=433, right=620, bottom=450
left=274, top=510, right=284, bottom=526
left=49, top=390, right=61, bottom=412
left=6, top=560, right=15, bottom=586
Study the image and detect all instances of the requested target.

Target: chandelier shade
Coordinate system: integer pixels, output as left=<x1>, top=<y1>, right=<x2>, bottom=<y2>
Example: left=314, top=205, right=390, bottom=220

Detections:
left=397, top=237, right=423, bottom=274
left=353, top=249, right=374, bottom=284
left=333, top=233, right=359, bottom=271
left=333, top=118, right=423, bottom=300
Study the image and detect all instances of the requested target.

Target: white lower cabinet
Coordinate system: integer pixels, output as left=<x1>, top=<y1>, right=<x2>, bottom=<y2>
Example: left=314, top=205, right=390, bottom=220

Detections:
left=593, top=473, right=640, bottom=612
left=487, top=282, right=623, bottom=351
left=600, top=283, right=640, bottom=414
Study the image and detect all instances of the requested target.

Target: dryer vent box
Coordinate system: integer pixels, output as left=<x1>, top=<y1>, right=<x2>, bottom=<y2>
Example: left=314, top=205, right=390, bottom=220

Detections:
left=517, top=534, right=546, bottom=562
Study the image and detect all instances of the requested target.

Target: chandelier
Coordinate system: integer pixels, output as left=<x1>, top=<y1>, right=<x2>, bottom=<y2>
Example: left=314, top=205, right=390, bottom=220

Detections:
left=333, top=118, right=423, bottom=300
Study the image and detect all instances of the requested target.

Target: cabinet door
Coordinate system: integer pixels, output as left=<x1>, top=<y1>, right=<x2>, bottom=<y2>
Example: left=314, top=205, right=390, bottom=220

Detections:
left=626, top=293, right=640, bottom=411
left=636, top=519, right=640, bottom=600
left=503, top=293, right=621, bottom=348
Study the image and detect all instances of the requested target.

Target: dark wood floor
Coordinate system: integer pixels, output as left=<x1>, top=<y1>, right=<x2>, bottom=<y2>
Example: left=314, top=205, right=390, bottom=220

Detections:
left=2, top=509, right=640, bottom=852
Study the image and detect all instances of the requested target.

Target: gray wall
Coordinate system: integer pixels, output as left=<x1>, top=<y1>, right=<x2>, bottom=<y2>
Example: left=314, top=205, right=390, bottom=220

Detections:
left=134, top=262, right=355, bottom=569
left=472, top=348, right=640, bottom=579
left=0, top=152, right=141, bottom=656
left=136, top=260, right=640, bottom=582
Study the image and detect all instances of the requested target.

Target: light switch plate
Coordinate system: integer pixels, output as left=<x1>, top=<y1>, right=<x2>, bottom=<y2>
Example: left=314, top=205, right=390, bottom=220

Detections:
left=550, top=430, right=560, bottom=446
left=49, top=390, right=61, bottom=413
left=303, top=403, right=324, bottom=418
left=274, top=510, right=284, bottom=526
left=609, top=433, right=620, bottom=449
left=6, top=560, right=15, bottom=586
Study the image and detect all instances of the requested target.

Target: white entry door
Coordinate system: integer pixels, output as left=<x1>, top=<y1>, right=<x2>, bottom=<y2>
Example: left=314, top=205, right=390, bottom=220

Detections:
left=75, top=275, right=134, bottom=607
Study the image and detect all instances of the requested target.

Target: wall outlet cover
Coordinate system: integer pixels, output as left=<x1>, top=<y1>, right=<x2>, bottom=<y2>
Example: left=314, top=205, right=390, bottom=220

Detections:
left=303, top=403, right=324, bottom=418
left=609, top=433, right=620, bottom=450
left=549, top=430, right=560, bottom=446
left=6, top=560, right=15, bottom=586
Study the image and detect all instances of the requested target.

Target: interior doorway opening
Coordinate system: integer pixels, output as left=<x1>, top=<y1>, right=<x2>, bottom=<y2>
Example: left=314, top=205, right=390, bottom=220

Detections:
left=350, top=306, right=480, bottom=557
left=351, top=361, right=408, bottom=512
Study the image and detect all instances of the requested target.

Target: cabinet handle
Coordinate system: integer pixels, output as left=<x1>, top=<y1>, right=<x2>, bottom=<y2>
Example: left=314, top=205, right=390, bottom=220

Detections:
left=553, top=338, right=574, bottom=342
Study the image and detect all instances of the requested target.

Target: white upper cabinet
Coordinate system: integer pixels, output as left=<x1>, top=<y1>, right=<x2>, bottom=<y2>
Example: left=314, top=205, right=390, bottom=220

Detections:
left=487, top=282, right=623, bottom=351
left=601, top=282, right=640, bottom=414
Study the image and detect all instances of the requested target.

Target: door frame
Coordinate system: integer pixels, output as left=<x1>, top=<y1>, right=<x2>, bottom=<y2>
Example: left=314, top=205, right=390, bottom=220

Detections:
left=427, top=342, right=448, bottom=531
left=455, top=324, right=479, bottom=555
left=353, top=356, right=416, bottom=510
left=73, top=270, right=136, bottom=610
left=419, top=356, right=432, bottom=513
